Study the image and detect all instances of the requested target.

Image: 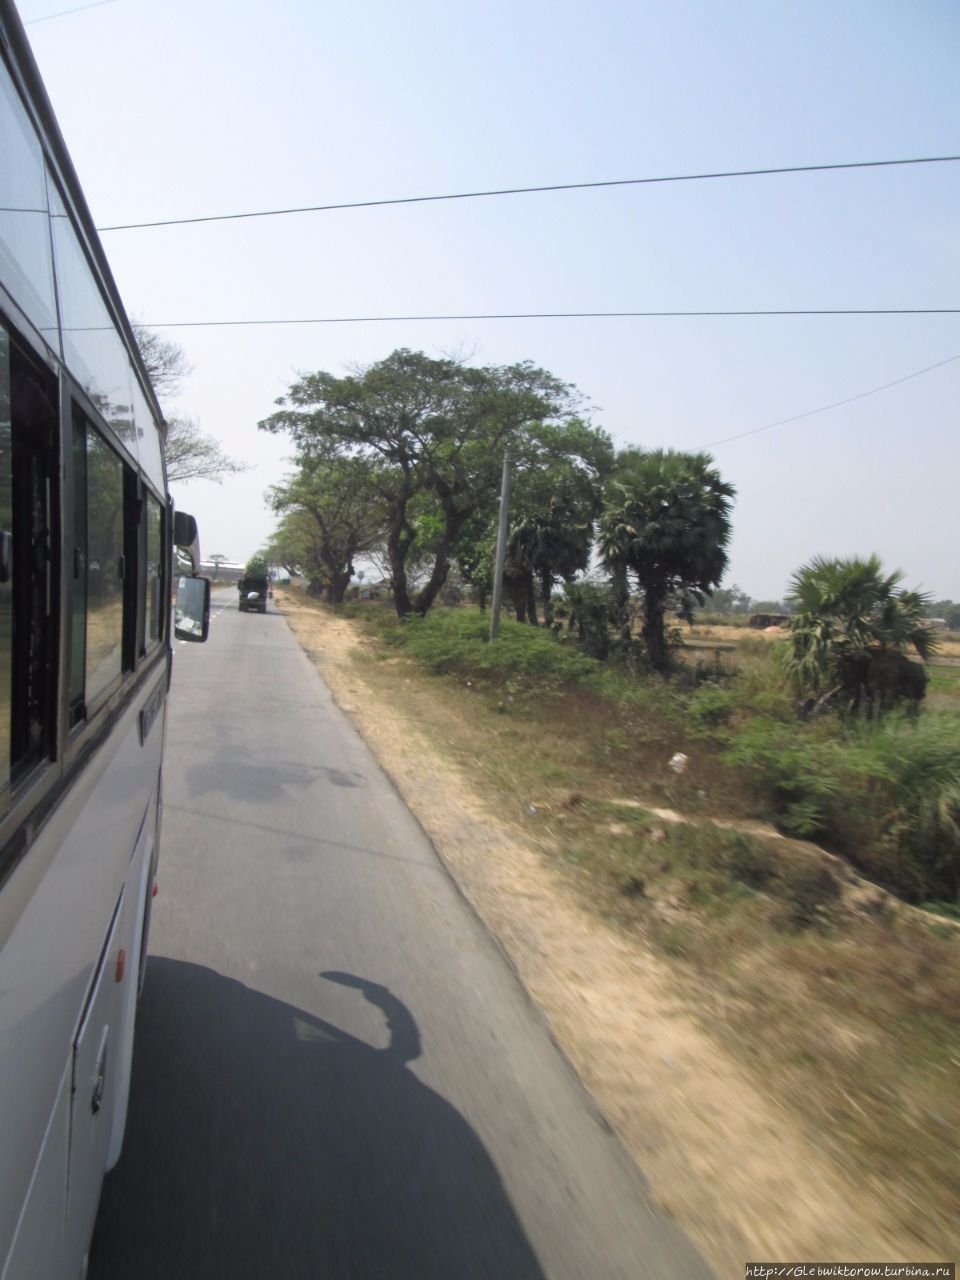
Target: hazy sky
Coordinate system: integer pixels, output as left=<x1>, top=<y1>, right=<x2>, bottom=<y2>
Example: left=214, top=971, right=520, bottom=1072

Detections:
left=17, top=0, right=960, bottom=600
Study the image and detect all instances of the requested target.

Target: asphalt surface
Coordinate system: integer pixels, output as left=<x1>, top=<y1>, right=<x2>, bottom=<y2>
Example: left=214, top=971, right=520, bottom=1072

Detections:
left=89, top=587, right=711, bottom=1280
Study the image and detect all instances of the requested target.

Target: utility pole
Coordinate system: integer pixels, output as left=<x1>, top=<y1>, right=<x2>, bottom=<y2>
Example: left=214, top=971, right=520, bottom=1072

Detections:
left=489, top=450, right=512, bottom=641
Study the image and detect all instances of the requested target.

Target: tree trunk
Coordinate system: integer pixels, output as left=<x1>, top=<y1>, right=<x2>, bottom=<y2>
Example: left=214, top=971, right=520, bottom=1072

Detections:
left=412, top=537, right=452, bottom=616
left=641, top=582, right=669, bottom=672
left=611, top=563, right=631, bottom=643
left=330, top=567, right=352, bottom=603
left=539, top=568, right=554, bottom=627
left=525, top=574, right=538, bottom=626
left=387, top=499, right=415, bottom=617
left=506, top=575, right=526, bottom=622
left=411, top=501, right=473, bottom=616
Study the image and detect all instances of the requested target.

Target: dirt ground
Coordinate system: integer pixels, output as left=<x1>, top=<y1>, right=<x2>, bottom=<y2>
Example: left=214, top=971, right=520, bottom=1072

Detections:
left=278, top=595, right=934, bottom=1274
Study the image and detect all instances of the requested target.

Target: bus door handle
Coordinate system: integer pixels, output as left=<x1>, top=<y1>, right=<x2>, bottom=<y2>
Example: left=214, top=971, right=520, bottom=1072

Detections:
left=0, top=530, right=10, bottom=583
left=91, top=1034, right=108, bottom=1115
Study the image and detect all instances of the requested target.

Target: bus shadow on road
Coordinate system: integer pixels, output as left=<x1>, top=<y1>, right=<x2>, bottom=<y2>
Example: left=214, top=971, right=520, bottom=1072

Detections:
left=90, top=959, right=546, bottom=1280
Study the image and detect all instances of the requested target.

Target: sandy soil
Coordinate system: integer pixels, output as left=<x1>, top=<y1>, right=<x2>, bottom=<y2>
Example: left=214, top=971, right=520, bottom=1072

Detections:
left=279, top=595, right=919, bottom=1273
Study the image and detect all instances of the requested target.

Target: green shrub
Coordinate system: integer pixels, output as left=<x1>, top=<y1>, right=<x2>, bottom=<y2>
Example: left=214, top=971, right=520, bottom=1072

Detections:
left=388, top=610, right=600, bottom=688
left=719, top=710, right=960, bottom=904
left=861, top=715, right=960, bottom=902
left=721, top=718, right=846, bottom=839
left=686, top=683, right=738, bottom=732
left=556, top=582, right=618, bottom=659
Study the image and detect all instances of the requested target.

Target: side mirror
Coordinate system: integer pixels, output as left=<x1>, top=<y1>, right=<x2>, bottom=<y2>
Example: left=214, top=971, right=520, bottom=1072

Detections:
left=175, top=575, right=211, bottom=642
left=172, top=511, right=198, bottom=548
left=172, top=508, right=202, bottom=575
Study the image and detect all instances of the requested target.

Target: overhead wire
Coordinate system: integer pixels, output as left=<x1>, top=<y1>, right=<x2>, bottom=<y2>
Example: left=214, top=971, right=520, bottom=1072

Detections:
left=138, top=308, right=960, bottom=329
left=24, top=0, right=118, bottom=24
left=700, top=351, right=960, bottom=449
left=97, top=154, right=960, bottom=232
left=21, top=10, right=956, bottom=469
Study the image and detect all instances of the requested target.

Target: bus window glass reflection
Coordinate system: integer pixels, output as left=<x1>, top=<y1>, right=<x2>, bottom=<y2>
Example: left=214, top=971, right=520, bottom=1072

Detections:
left=84, top=426, right=124, bottom=706
left=0, top=329, right=11, bottom=792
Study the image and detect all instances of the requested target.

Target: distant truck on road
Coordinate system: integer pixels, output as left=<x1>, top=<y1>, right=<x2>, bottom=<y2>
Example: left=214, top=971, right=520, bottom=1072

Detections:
left=238, top=576, right=268, bottom=613
left=237, top=557, right=273, bottom=613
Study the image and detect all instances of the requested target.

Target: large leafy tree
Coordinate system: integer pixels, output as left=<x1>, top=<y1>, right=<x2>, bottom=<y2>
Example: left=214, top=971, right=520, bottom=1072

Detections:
left=260, top=349, right=582, bottom=617
left=785, top=555, right=937, bottom=716
left=267, top=448, right=386, bottom=602
left=457, top=418, right=614, bottom=623
left=598, top=449, right=735, bottom=671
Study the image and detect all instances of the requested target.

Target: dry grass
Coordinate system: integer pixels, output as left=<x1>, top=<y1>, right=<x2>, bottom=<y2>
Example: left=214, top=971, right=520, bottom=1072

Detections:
left=539, top=804, right=960, bottom=1236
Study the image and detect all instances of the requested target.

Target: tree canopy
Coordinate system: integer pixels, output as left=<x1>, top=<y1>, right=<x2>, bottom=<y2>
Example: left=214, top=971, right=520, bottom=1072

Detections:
left=598, top=448, right=735, bottom=670
left=785, top=554, right=937, bottom=716
left=267, top=446, right=386, bottom=602
left=456, top=416, right=614, bottom=621
left=260, top=349, right=591, bottom=616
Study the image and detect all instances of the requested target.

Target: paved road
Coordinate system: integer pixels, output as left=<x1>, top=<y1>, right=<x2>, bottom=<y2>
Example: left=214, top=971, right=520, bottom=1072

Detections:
left=90, top=588, right=710, bottom=1280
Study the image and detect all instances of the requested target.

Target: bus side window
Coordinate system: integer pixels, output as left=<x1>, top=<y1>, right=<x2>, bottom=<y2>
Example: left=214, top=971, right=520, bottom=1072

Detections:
left=0, top=328, right=11, bottom=792
left=144, top=491, right=163, bottom=650
left=69, top=409, right=86, bottom=724
left=0, top=319, right=58, bottom=785
left=70, top=403, right=144, bottom=722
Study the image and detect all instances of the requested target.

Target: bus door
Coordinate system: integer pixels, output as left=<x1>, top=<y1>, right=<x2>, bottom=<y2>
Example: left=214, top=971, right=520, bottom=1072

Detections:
left=62, top=886, right=128, bottom=1274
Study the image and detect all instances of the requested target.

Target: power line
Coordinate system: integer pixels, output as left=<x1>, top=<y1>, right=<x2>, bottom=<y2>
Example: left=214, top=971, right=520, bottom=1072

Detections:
left=97, top=154, right=960, bottom=232
left=136, top=308, right=960, bottom=330
left=701, top=351, right=960, bottom=449
left=25, top=0, right=118, bottom=24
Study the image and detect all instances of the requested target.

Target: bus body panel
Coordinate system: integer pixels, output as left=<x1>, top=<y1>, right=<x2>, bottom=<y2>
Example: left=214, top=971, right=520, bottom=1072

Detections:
left=106, top=807, right=156, bottom=1170
left=62, top=886, right=126, bottom=1277
left=0, top=1066, right=69, bottom=1280
left=0, top=676, right=166, bottom=1278
left=0, top=3, right=210, bottom=1273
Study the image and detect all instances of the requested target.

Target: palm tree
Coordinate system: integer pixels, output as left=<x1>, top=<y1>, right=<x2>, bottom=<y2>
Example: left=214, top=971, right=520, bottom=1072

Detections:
left=598, top=449, right=735, bottom=671
left=504, top=497, right=593, bottom=625
left=785, top=555, right=937, bottom=716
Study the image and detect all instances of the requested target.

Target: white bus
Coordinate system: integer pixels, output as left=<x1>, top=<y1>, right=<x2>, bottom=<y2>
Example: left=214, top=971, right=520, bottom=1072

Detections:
left=0, top=3, right=210, bottom=1276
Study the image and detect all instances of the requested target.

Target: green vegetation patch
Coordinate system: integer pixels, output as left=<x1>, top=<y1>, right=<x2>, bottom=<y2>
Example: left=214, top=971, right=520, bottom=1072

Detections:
left=380, top=609, right=601, bottom=688
left=333, top=599, right=960, bottom=909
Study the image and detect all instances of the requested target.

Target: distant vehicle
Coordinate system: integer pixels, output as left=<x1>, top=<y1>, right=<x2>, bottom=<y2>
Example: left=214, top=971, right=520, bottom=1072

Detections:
left=0, top=5, right=210, bottom=1277
left=238, top=574, right=269, bottom=614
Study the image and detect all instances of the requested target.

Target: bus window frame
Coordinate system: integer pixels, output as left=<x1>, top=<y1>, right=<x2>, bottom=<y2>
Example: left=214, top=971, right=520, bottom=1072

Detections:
left=0, top=307, right=63, bottom=878
left=59, top=386, right=169, bottom=749
left=140, top=484, right=165, bottom=659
